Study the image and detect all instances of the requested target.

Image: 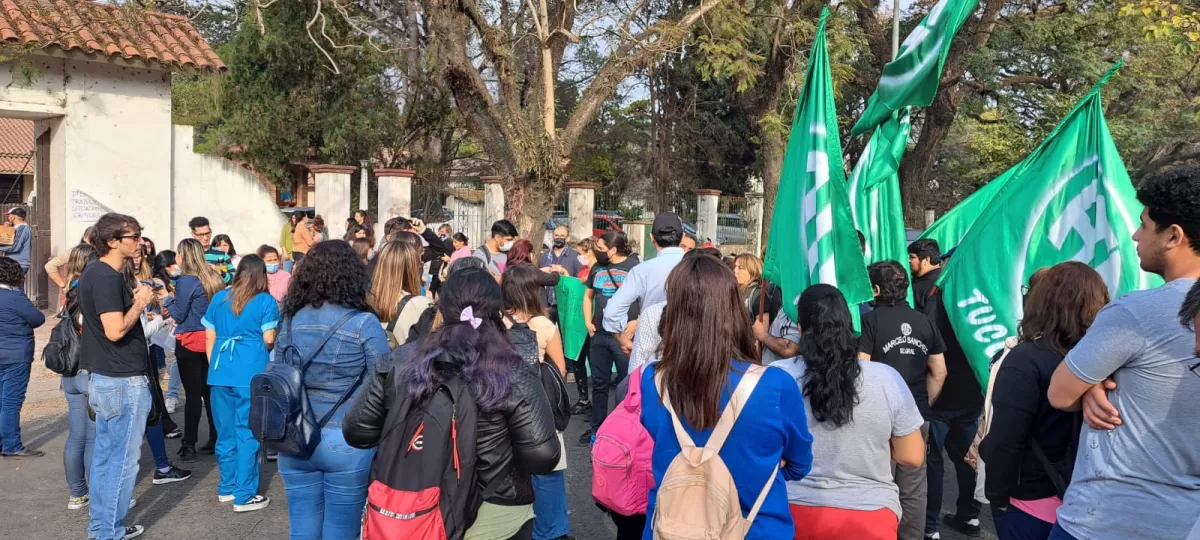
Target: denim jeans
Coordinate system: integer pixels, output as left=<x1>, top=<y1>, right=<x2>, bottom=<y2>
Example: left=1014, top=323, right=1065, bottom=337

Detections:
left=590, top=333, right=629, bottom=432
left=532, top=470, right=570, bottom=540
left=993, top=505, right=1055, bottom=540
left=211, top=386, right=259, bottom=504
left=926, top=407, right=983, bottom=535
left=151, top=345, right=167, bottom=370
left=1047, top=523, right=1079, bottom=540
left=87, top=374, right=151, bottom=540
left=166, top=358, right=182, bottom=401
left=278, top=426, right=375, bottom=540
left=145, top=422, right=171, bottom=471
left=0, top=362, right=33, bottom=454
left=62, top=371, right=95, bottom=497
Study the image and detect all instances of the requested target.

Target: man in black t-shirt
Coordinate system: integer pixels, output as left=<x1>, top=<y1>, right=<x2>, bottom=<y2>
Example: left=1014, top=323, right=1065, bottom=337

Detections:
left=908, top=240, right=987, bottom=539
left=79, top=213, right=156, bottom=540
left=858, top=261, right=947, bottom=540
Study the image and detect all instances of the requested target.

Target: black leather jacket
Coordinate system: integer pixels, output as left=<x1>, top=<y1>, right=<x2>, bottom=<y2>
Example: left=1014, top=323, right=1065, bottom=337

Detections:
left=343, top=342, right=561, bottom=506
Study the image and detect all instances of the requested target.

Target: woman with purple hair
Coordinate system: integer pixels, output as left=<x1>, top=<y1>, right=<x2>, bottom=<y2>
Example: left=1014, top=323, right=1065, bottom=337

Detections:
left=344, top=266, right=561, bottom=540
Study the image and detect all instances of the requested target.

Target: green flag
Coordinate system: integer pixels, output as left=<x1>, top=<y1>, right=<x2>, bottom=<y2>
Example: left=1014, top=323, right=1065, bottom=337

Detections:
left=936, top=62, right=1163, bottom=389
left=849, top=109, right=912, bottom=265
left=764, top=7, right=873, bottom=324
left=917, top=167, right=1012, bottom=252
left=553, top=277, right=588, bottom=360
left=851, top=0, right=981, bottom=136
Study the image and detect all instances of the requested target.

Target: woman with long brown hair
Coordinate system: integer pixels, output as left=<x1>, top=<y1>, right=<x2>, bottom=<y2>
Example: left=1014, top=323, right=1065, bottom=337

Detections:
left=369, top=240, right=431, bottom=348
left=981, top=262, right=1109, bottom=540
left=163, top=238, right=225, bottom=461
left=639, top=255, right=814, bottom=539
left=203, top=254, right=279, bottom=512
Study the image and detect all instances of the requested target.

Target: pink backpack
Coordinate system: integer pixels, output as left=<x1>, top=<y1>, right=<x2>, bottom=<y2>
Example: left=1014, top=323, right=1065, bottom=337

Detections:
left=591, top=365, right=655, bottom=516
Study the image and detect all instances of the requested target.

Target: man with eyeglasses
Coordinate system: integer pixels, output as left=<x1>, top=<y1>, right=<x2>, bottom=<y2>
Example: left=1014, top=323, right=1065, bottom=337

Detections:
left=1046, top=165, right=1200, bottom=540
left=77, top=213, right=157, bottom=540
left=188, top=216, right=233, bottom=284
left=538, top=226, right=581, bottom=322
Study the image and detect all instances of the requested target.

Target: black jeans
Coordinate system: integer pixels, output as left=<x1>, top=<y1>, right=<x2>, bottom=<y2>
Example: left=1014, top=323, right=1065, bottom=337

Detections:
left=506, top=519, right=534, bottom=540
left=610, top=511, right=646, bottom=540
left=175, top=341, right=216, bottom=446
left=590, top=332, right=629, bottom=432
left=926, top=406, right=983, bottom=535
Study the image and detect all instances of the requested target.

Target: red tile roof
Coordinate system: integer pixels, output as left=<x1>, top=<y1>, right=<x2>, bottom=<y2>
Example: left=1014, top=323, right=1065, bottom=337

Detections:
left=0, top=118, right=33, bottom=175
left=0, top=0, right=224, bottom=74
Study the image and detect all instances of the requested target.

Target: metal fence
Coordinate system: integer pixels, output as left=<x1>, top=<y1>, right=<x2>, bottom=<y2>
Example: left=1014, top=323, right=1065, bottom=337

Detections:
left=717, top=196, right=751, bottom=245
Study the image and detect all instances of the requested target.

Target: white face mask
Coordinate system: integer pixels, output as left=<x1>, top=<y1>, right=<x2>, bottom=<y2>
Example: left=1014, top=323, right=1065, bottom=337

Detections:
left=577, top=255, right=589, bottom=266
left=500, top=240, right=514, bottom=252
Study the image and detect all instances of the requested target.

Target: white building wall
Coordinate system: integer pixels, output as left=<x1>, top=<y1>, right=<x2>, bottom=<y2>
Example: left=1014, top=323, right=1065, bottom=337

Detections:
left=171, top=125, right=286, bottom=252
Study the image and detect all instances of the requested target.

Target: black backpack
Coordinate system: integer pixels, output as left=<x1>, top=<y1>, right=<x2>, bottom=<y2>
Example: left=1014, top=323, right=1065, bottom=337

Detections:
left=506, top=316, right=570, bottom=431
left=44, top=293, right=82, bottom=376
left=363, top=373, right=483, bottom=540
left=250, top=312, right=363, bottom=456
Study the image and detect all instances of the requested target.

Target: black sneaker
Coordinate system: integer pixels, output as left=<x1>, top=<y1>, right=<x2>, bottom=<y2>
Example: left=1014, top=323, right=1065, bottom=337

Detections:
left=1, top=449, right=45, bottom=458
left=164, top=428, right=182, bottom=439
left=569, top=400, right=591, bottom=416
left=152, top=465, right=192, bottom=485
left=178, top=445, right=197, bottom=463
left=234, top=494, right=270, bottom=513
left=943, top=514, right=982, bottom=537
left=577, top=429, right=593, bottom=446
left=122, top=525, right=145, bottom=539
left=198, top=441, right=216, bottom=455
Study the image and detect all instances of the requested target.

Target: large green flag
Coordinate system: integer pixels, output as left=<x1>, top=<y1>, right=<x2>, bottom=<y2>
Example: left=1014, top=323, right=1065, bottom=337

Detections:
left=764, top=7, right=873, bottom=323
left=851, top=0, right=981, bottom=136
left=936, top=63, right=1162, bottom=389
left=849, top=109, right=912, bottom=265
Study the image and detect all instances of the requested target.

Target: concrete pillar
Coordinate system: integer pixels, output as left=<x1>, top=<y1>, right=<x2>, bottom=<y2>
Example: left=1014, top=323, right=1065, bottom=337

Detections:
left=566, top=181, right=597, bottom=241
left=624, top=219, right=652, bottom=260
left=311, top=164, right=356, bottom=241
left=482, top=176, right=505, bottom=229
left=747, top=177, right=765, bottom=256
left=376, top=168, right=414, bottom=241
left=696, top=189, right=721, bottom=245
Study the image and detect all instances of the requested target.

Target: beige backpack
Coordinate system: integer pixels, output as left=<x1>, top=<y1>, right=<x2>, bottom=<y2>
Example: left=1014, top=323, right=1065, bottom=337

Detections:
left=652, top=365, right=777, bottom=540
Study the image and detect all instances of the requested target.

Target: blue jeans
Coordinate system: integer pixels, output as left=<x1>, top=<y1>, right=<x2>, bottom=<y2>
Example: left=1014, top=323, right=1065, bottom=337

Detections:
left=151, top=345, right=166, bottom=370
left=926, top=407, right=982, bottom=535
left=145, top=422, right=171, bottom=471
left=590, top=333, right=630, bottom=432
left=211, top=386, right=259, bottom=504
left=993, top=505, right=1054, bottom=540
left=87, top=374, right=151, bottom=540
left=62, top=371, right=95, bottom=497
left=278, top=426, right=375, bottom=540
left=166, top=356, right=182, bottom=401
left=1047, top=523, right=1078, bottom=540
left=532, top=470, right=570, bottom=540
left=0, top=362, right=33, bottom=454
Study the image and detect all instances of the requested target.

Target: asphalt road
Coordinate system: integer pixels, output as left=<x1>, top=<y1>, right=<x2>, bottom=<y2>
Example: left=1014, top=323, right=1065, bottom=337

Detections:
left=1, top=381, right=996, bottom=540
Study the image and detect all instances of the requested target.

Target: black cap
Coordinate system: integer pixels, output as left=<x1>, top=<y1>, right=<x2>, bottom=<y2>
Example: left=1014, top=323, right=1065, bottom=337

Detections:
left=7, top=207, right=26, bottom=219
left=940, top=246, right=957, bottom=260
left=652, top=212, right=683, bottom=235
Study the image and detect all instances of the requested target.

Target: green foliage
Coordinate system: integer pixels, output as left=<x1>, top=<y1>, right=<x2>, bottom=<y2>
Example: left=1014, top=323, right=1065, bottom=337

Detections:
left=209, top=0, right=402, bottom=186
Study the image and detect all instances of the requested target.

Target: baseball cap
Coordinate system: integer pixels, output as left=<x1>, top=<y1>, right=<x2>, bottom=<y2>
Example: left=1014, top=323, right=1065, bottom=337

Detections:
left=652, top=212, right=683, bottom=235
left=7, top=207, right=26, bottom=219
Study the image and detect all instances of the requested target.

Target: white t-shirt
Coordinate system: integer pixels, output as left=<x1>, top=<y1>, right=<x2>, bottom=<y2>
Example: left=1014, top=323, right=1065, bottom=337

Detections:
left=761, top=308, right=800, bottom=365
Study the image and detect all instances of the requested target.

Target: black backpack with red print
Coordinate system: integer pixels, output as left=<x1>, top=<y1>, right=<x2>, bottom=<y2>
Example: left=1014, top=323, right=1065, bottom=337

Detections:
left=363, top=375, right=481, bottom=540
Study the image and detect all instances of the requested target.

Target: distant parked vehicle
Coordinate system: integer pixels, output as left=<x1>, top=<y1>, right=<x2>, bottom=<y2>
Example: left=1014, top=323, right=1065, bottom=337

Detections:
left=543, top=211, right=622, bottom=238
left=716, top=213, right=749, bottom=245
left=282, top=207, right=315, bottom=219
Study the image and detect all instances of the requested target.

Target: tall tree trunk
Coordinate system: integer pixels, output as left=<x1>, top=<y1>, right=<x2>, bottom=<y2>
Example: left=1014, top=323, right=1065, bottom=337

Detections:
left=899, top=87, right=961, bottom=226
left=758, top=127, right=785, bottom=249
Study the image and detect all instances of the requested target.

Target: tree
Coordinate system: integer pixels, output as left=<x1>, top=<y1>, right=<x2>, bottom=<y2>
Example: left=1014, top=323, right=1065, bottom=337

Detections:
left=262, top=0, right=732, bottom=237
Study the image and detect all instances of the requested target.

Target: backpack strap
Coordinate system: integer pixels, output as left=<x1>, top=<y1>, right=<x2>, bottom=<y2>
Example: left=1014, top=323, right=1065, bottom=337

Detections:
left=654, top=364, right=766, bottom=455
left=386, top=295, right=416, bottom=334
left=285, top=311, right=357, bottom=372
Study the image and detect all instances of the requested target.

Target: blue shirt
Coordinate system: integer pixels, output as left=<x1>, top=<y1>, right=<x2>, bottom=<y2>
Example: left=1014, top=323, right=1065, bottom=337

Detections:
left=1, top=223, right=31, bottom=270
left=274, top=304, right=390, bottom=427
left=640, top=361, right=814, bottom=539
left=202, top=290, right=280, bottom=388
left=602, top=246, right=684, bottom=333
left=0, top=286, right=45, bottom=364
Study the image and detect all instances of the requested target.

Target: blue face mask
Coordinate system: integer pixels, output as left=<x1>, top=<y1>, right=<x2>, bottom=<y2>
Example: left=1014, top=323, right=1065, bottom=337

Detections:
left=265, top=263, right=279, bottom=274
left=169, top=267, right=182, bottom=278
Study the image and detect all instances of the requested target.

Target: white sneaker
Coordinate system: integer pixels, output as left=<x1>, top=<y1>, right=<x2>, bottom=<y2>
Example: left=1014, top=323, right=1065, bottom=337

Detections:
left=165, top=397, right=178, bottom=414
left=128, top=498, right=137, bottom=509
left=234, top=495, right=270, bottom=513
left=218, top=494, right=235, bottom=503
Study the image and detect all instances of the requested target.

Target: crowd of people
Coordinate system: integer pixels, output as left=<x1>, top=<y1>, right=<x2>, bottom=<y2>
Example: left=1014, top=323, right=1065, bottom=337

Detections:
left=0, top=165, right=1199, bottom=540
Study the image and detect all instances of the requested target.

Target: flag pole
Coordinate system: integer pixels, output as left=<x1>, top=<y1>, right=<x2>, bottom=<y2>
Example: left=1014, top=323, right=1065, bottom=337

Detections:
left=892, top=0, right=901, bottom=59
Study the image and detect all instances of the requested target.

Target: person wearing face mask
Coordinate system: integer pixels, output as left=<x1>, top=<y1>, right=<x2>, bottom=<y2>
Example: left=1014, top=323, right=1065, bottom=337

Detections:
left=256, top=245, right=292, bottom=304
left=538, top=226, right=583, bottom=322
left=474, top=219, right=519, bottom=277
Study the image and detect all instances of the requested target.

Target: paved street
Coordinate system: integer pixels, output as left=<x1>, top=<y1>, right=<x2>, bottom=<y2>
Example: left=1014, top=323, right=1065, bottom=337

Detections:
left=1, top=323, right=996, bottom=539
